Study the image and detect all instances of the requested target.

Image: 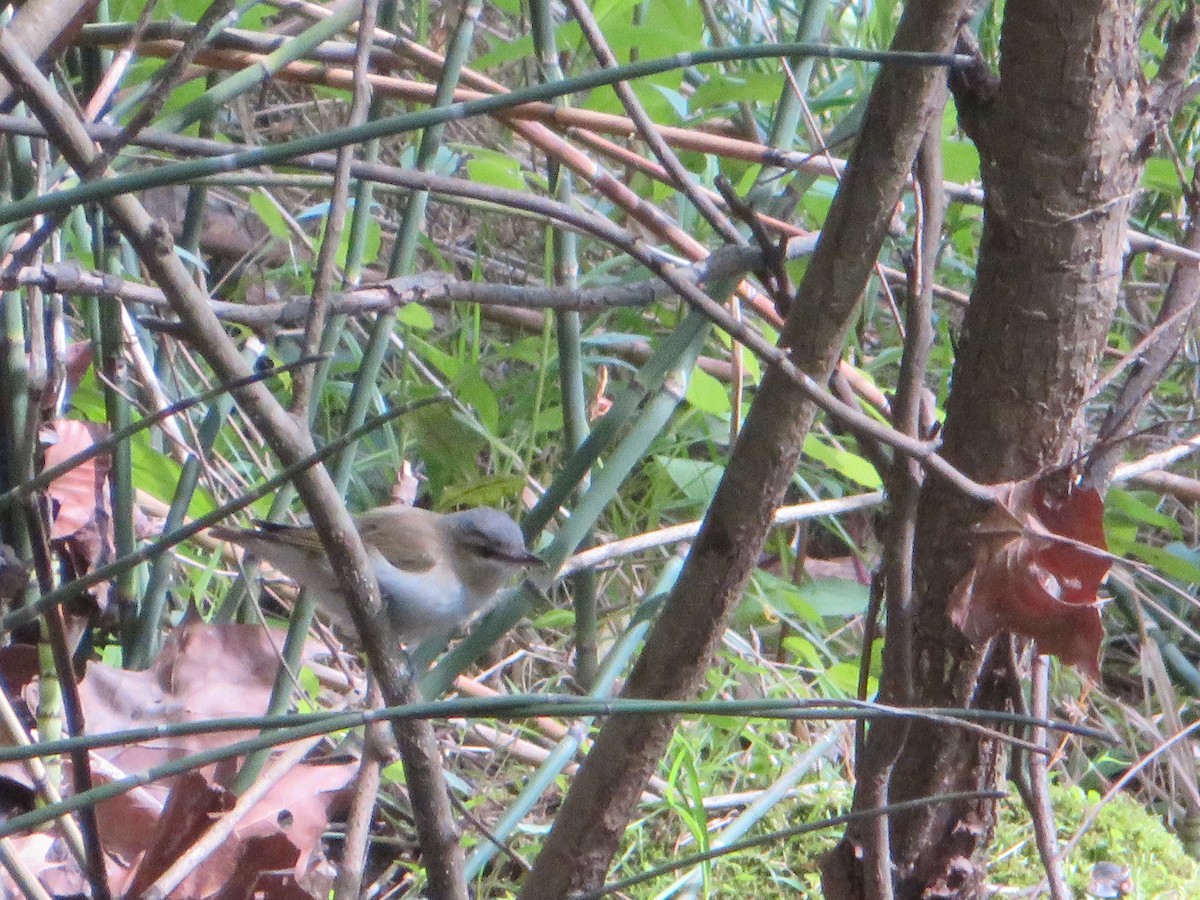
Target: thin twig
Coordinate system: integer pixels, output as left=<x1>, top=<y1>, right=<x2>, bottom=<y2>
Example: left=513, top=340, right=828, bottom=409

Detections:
left=332, top=680, right=387, bottom=900
left=563, top=0, right=745, bottom=247
left=290, top=0, right=377, bottom=413
left=557, top=492, right=885, bottom=578
left=1026, top=655, right=1070, bottom=900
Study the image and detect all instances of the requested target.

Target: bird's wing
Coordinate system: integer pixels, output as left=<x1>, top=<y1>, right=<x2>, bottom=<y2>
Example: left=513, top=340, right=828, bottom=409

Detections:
left=355, top=506, right=439, bottom=571
left=212, top=507, right=441, bottom=570
left=252, top=521, right=327, bottom=550
left=209, top=522, right=325, bottom=553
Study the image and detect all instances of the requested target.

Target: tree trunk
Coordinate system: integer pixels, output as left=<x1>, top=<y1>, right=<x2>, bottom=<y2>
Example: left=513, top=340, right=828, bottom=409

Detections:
left=823, top=2, right=1189, bottom=897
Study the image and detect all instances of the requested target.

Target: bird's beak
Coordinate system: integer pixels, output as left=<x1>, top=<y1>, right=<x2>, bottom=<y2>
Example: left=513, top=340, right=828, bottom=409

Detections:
left=513, top=550, right=545, bottom=567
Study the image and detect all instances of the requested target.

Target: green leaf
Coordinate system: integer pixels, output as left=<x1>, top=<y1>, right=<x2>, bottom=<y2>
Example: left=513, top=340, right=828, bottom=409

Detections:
left=942, top=137, right=980, bottom=184
left=685, top=367, right=730, bottom=416
left=822, top=661, right=867, bottom=696
left=802, top=434, right=883, bottom=489
left=752, top=568, right=870, bottom=621
left=397, top=304, right=435, bottom=330
left=1164, top=542, right=1200, bottom=578
left=409, top=406, right=487, bottom=495
left=748, top=569, right=820, bottom=626
left=130, top=430, right=216, bottom=518
left=592, top=0, right=641, bottom=21
left=69, top=367, right=106, bottom=421
left=249, top=192, right=290, bottom=240
left=583, top=74, right=687, bottom=122
left=802, top=177, right=837, bottom=223
left=1105, top=488, right=1183, bottom=540
left=464, top=148, right=527, bottom=192
left=119, top=57, right=163, bottom=91
left=235, top=3, right=273, bottom=29
left=796, top=576, right=871, bottom=617
left=532, top=608, right=576, bottom=629
left=782, top=635, right=822, bottom=669
left=171, top=0, right=221, bottom=19
left=691, top=72, right=784, bottom=109
left=157, top=74, right=207, bottom=124
left=338, top=215, right=381, bottom=268
left=648, top=83, right=689, bottom=119
left=455, top=368, right=499, bottom=434
left=438, top=474, right=528, bottom=510
left=640, top=0, right=705, bottom=41
left=1105, top=518, right=1138, bottom=556
left=1128, top=541, right=1200, bottom=585
left=533, top=405, right=564, bottom=435
left=656, top=456, right=724, bottom=506
left=408, top=333, right=463, bottom=380
left=381, top=759, right=406, bottom=785
left=1143, top=157, right=1184, bottom=198
left=941, top=101, right=980, bottom=185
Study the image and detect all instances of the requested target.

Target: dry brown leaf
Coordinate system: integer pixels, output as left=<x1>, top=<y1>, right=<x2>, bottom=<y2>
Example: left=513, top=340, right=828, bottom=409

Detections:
left=40, top=418, right=116, bottom=612
left=3, top=622, right=351, bottom=898
left=73, top=621, right=302, bottom=781
left=122, top=761, right=355, bottom=899
left=949, top=471, right=1110, bottom=679
left=63, top=342, right=95, bottom=395
left=391, top=459, right=421, bottom=507
left=232, top=761, right=356, bottom=878
left=211, top=833, right=310, bottom=900
left=41, top=418, right=111, bottom=542
left=120, top=771, right=232, bottom=898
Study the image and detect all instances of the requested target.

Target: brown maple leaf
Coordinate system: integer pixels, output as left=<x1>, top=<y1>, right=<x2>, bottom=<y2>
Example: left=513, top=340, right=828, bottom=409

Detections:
left=948, top=470, right=1110, bottom=680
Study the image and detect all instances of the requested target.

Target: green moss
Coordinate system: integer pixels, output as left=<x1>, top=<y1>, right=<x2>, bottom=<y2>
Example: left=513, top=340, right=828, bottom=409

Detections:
left=991, top=782, right=1200, bottom=898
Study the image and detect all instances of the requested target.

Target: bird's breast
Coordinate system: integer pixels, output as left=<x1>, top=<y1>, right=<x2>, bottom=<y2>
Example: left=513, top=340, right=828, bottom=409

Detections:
left=370, top=549, right=475, bottom=642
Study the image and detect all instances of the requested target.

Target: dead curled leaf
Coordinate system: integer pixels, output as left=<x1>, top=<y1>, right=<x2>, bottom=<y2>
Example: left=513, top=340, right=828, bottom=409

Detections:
left=0, top=622, right=354, bottom=899
left=41, top=418, right=111, bottom=542
left=948, top=471, right=1111, bottom=680
left=39, top=418, right=116, bottom=614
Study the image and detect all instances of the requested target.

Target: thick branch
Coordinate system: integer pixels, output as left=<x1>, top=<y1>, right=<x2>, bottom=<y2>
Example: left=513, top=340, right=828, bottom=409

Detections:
left=517, top=2, right=973, bottom=896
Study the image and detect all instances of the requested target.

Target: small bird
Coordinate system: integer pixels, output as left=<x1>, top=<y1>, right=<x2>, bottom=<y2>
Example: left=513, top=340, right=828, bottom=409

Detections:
left=209, top=505, right=541, bottom=644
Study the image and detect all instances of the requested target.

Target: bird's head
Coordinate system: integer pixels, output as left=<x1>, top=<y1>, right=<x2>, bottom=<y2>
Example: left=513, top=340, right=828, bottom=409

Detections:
left=443, top=507, right=541, bottom=598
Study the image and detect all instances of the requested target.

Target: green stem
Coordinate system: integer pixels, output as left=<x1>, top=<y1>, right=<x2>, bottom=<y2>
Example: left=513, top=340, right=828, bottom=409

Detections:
left=0, top=42, right=969, bottom=228
left=422, top=310, right=714, bottom=698
left=335, top=0, right=481, bottom=487
left=463, top=557, right=684, bottom=878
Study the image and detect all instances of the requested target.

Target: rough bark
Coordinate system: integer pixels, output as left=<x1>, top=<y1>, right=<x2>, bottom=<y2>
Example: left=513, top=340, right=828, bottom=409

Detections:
left=516, top=2, right=973, bottom=898
left=822, top=2, right=1195, bottom=898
